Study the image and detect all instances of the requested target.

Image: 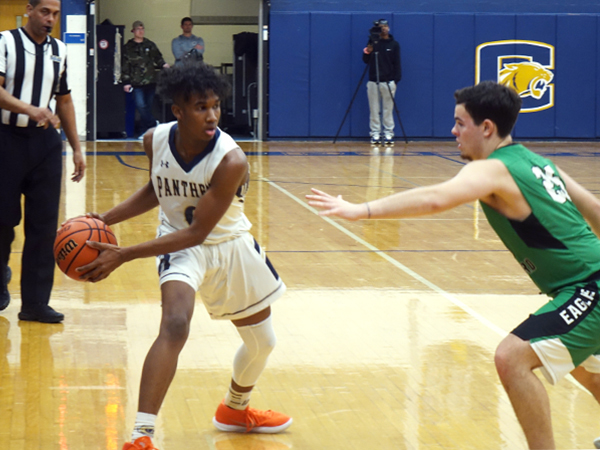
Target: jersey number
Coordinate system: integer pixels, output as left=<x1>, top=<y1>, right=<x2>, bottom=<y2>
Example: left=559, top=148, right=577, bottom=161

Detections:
left=520, top=258, right=537, bottom=275
left=531, top=165, right=571, bottom=204
left=185, top=206, right=195, bottom=225
left=158, top=254, right=171, bottom=274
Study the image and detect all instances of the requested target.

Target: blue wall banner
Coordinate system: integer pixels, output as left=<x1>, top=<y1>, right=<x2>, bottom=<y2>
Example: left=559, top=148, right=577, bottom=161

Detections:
left=477, top=40, right=554, bottom=113
left=270, top=1, right=600, bottom=14
left=269, top=11, right=600, bottom=139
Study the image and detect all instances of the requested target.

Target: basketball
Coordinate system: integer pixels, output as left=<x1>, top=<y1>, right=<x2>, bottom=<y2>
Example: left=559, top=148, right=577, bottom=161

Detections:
left=54, top=217, right=118, bottom=280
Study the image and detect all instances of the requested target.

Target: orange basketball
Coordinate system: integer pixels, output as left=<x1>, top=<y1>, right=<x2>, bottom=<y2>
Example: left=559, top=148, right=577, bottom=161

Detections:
left=54, top=217, right=118, bottom=280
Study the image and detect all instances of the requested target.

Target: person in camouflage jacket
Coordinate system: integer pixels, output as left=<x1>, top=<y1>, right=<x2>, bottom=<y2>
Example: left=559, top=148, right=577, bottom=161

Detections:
left=122, top=20, right=169, bottom=138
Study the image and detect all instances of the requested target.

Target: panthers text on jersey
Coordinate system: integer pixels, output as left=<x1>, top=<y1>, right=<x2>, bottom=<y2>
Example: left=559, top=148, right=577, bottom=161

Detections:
left=151, top=122, right=252, bottom=244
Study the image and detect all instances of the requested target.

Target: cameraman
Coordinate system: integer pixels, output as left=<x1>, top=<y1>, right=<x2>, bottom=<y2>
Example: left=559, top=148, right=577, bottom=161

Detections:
left=363, top=19, right=401, bottom=146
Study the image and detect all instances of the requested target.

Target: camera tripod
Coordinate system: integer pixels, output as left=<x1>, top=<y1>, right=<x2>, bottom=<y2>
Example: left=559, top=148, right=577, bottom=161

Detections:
left=334, top=50, right=407, bottom=144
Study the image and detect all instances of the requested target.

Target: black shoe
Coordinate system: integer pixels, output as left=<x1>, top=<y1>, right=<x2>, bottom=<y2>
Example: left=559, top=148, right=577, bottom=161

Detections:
left=0, top=266, right=10, bottom=311
left=0, top=286, right=9, bottom=311
left=18, top=305, right=64, bottom=323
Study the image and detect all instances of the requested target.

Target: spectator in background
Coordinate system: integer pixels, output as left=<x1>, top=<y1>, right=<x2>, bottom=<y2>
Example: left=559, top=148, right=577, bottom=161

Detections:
left=363, top=18, right=401, bottom=146
left=122, top=20, right=169, bottom=139
left=172, top=17, right=205, bottom=66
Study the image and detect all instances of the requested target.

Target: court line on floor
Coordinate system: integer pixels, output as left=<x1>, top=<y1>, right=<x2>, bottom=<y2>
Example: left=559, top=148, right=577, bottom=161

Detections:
left=262, top=176, right=589, bottom=394
left=263, top=177, right=505, bottom=336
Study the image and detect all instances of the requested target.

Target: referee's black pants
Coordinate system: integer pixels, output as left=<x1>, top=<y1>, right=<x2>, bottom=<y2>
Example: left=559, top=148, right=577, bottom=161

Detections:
left=0, top=125, right=62, bottom=311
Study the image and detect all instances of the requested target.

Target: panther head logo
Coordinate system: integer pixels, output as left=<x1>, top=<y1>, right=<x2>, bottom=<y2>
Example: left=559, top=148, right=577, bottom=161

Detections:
left=498, top=61, right=554, bottom=100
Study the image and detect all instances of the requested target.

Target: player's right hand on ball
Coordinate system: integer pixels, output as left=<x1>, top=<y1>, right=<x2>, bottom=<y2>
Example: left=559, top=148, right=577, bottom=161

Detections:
left=76, top=241, right=122, bottom=283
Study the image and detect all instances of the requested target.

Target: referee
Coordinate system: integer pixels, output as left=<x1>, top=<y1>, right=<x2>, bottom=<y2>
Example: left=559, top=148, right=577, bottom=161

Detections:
left=0, top=0, right=85, bottom=323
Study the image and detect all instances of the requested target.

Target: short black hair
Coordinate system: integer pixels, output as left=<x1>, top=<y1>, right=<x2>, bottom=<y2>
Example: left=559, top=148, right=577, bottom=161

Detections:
left=181, top=17, right=193, bottom=26
left=157, top=62, right=231, bottom=105
left=454, top=81, right=522, bottom=138
left=28, top=0, right=42, bottom=7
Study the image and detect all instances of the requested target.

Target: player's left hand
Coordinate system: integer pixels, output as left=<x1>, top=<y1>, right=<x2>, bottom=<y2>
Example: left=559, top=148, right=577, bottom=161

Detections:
left=71, top=150, right=86, bottom=182
left=306, top=188, right=366, bottom=221
left=76, top=241, right=123, bottom=282
left=59, top=212, right=105, bottom=227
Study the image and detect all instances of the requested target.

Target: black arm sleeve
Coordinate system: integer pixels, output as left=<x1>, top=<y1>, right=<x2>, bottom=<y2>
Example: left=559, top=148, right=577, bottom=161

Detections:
left=57, top=57, right=70, bottom=95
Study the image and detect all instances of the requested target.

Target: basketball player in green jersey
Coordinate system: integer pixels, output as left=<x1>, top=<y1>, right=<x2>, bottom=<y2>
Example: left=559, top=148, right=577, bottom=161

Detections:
left=308, top=80, right=600, bottom=450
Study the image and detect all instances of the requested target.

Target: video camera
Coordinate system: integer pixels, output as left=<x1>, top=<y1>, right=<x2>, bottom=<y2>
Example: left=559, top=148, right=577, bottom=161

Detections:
left=368, top=19, right=388, bottom=46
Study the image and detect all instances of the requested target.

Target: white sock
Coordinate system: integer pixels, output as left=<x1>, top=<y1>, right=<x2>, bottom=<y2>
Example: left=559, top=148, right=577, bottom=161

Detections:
left=224, top=386, right=252, bottom=411
left=131, top=412, right=157, bottom=441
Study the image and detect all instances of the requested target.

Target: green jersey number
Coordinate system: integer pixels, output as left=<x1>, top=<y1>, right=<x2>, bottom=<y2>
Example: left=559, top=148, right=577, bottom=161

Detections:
left=531, top=165, right=571, bottom=204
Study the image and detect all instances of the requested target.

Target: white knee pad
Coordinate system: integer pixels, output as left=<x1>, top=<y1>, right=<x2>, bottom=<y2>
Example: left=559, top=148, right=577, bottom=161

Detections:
left=232, top=315, right=277, bottom=387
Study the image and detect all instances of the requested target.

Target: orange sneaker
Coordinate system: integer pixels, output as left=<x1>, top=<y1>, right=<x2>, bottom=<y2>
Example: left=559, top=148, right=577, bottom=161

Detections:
left=212, top=400, right=292, bottom=433
left=122, top=436, right=159, bottom=450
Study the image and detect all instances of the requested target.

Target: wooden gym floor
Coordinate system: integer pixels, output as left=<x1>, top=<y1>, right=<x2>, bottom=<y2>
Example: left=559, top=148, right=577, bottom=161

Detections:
left=2, top=139, right=600, bottom=449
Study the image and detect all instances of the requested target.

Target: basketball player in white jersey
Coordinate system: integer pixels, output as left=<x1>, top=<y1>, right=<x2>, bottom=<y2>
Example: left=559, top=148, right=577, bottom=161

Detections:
left=78, top=62, right=292, bottom=450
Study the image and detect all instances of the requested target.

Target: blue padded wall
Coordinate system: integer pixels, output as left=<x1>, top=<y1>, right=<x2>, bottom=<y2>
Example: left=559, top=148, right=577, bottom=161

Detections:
left=269, top=11, right=600, bottom=139
left=392, top=13, right=434, bottom=138
left=269, top=13, right=310, bottom=137
left=432, top=14, right=475, bottom=138
left=271, top=1, right=600, bottom=14
left=309, top=13, right=352, bottom=137
left=555, top=15, right=596, bottom=138
left=598, top=16, right=600, bottom=137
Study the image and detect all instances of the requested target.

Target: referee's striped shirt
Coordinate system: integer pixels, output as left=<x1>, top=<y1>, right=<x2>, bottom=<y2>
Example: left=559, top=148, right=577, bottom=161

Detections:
left=0, top=27, right=70, bottom=127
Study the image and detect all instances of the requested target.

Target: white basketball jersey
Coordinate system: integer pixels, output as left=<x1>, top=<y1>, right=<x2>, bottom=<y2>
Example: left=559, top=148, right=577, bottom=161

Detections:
left=151, top=122, right=251, bottom=244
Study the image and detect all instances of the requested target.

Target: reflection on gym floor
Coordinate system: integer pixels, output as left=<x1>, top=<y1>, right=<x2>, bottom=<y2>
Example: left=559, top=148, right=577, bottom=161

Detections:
left=2, top=140, right=600, bottom=449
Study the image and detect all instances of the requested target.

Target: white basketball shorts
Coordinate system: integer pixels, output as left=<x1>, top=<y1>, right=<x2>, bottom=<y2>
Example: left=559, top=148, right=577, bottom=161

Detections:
left=155, top=230, right=286, bottom=320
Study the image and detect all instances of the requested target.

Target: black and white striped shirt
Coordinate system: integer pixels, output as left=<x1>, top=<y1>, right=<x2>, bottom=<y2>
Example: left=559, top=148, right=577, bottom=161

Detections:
left=0, top=27, right=69, bottom=127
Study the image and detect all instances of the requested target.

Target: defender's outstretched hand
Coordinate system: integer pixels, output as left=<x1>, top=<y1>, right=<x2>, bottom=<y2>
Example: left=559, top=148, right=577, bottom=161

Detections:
left=306, top=188, right=368, bottom=221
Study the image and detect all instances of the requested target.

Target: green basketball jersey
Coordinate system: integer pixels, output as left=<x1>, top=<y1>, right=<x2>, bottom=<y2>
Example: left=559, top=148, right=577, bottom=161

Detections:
left=481, top=143, right=600, bottom=296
